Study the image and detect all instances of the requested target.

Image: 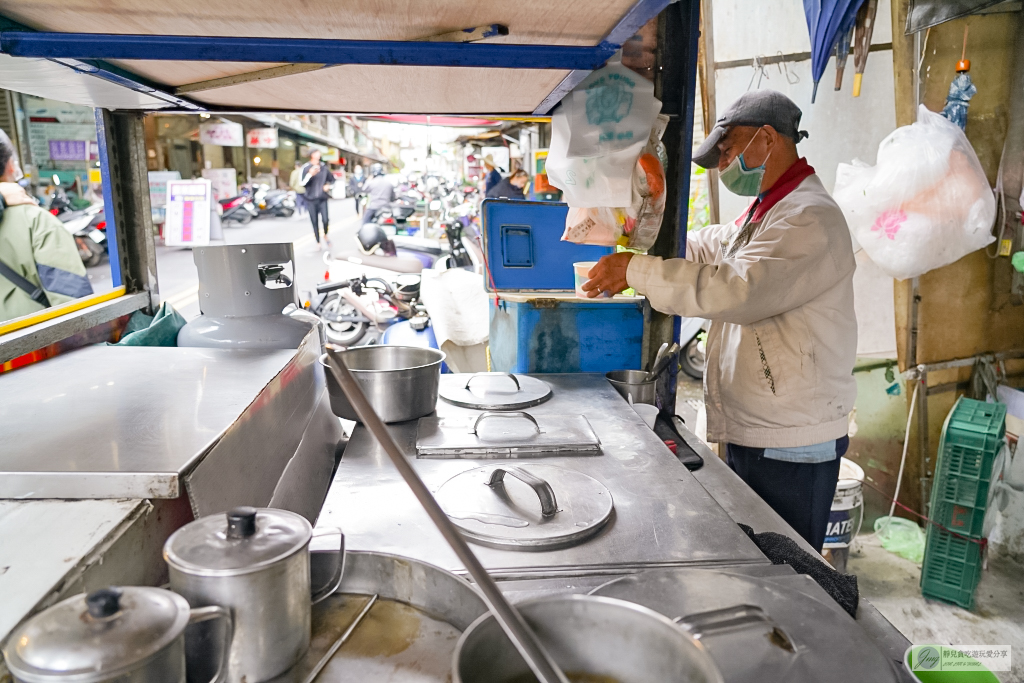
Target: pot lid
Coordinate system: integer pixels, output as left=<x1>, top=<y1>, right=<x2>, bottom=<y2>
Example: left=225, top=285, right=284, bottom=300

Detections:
left=416, top=412, right=601, bottom=458
left=164, top=507, right=311, bottom=575
left=439, top=373, right=552, bottom=410
left=435, top=464, right=613, bottom=550
left=590, top=569, right=898, bottom=683
left=3, top=587, right=190, bottom=683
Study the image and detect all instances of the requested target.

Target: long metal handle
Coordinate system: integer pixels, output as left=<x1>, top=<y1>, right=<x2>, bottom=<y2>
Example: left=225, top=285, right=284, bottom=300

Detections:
left=325, top=350, right=569, bottom=683
left=472, top=411, right=541, bottom=435
left=309, top=528, right=345, bottom=605
left=302, top=594, right=378, bottom=683
left=188, top=605, right=234, bottom=683
left=675, top=604, right=796, bottom=653
left=465, top=372, right=521, bottom=391
left=488, top=466, right=558, bottom=517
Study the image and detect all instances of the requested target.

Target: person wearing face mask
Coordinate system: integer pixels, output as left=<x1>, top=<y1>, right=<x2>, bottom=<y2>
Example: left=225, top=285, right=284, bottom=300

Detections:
left=582, top=90, right=857, bottom=554
left=0, top=129, right=93, bottom=323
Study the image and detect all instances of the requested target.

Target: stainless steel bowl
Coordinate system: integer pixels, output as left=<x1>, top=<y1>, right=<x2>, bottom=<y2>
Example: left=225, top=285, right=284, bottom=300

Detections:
left=453, top=594, right=723, bottom=683
left=606, top=370, right=657, bottom=405
left=320, top=346, right=445, bottom=423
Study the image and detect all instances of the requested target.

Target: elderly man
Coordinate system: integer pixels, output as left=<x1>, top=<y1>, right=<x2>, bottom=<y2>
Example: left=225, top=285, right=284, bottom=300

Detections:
left=583, top=90, right=857, bottom=553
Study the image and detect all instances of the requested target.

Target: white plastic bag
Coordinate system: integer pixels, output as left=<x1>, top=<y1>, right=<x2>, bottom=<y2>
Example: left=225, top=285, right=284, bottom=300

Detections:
left=565, top=54, right=659, bottom=158
left=545, top=103, right=647, bottom=207
left=834, top=105, right=995, bottom=280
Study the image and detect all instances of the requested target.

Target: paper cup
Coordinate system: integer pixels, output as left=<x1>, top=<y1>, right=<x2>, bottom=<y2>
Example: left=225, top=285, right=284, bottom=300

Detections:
left=573, top=261, right=610, bottom=298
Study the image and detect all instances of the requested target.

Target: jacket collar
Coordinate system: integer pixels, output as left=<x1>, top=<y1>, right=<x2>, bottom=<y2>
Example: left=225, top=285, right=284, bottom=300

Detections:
left=744, top=157, right=815, bottom=224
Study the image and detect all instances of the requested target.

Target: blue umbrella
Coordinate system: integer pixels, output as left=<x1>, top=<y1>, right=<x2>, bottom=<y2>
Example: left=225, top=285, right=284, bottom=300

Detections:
left=804, top=0, right=866, bottom=102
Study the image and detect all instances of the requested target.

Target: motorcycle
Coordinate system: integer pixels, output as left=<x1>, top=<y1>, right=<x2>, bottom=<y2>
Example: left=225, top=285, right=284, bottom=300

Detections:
left=677, top=316, right=708, bottom=380
left=219, top=195, right=259, bottom=225
left=307, top=274, right=423, bottom=347
left=254, top=186, right=296, bottom=218
left=60, top=203, right=107, bottom=267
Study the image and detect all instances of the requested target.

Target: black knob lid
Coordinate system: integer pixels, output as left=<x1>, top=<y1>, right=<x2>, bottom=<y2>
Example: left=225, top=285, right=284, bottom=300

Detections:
left=226, top=507, right=258, bottom=539
left=86, top=587, right=123, bottom=619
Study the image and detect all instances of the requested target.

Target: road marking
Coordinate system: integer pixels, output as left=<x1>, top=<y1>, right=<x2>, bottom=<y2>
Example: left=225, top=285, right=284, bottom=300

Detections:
left=163, top=284, right=199, bottom=311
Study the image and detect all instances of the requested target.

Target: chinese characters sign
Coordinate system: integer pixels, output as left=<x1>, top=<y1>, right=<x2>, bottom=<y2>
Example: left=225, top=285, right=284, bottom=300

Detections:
left=165, top=179, right=212, bottom=247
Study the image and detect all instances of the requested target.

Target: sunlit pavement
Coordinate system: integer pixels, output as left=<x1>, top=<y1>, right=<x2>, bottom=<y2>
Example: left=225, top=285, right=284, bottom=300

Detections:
left=86, top=198, right=362, bottom=320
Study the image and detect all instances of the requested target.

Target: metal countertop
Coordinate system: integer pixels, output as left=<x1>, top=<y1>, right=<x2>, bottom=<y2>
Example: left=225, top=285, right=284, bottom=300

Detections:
left=0, top=345, right=297, bottom=499
left=316, top=373, right=766, bottom=579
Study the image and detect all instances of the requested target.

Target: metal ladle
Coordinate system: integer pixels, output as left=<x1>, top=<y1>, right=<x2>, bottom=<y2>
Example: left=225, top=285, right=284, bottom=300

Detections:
left=325, top=350, right=570, bottom=683
left=647, top=342, right=680, bottom=382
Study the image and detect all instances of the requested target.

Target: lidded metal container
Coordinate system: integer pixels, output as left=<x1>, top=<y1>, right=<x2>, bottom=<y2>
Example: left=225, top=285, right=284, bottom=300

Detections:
left=2, top=586, right=231, bottom=683
left=164, top=507, right=343, bottom=683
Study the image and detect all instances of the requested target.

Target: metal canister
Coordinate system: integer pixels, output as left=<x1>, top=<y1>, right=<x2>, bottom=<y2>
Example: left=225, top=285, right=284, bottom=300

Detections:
left=164, top=507, right=343, bottom=683
left=2, top=586, right=231, bottom=683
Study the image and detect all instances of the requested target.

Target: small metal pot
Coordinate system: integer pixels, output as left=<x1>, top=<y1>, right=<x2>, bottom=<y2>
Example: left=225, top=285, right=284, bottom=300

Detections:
left=606, top=370, right=657, bottom=405
left=320, top=346, right=445, bottom=423
left=3, top=586, right=231, bottom=683
left=164, top=507, right=344, bottom=683
left=453, top=595, right=723, bottom=683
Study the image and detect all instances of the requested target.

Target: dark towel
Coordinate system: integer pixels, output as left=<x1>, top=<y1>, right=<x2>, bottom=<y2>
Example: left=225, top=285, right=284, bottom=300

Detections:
left=653, top=413, right=704, bottom=471
left=739, top=523, right=859, bottom=618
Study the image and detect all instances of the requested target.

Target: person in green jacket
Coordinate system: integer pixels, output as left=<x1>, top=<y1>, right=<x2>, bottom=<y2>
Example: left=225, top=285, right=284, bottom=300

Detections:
left=0, top=129, right=93, bottom=324
left=288, top=160, right=306, bottom=216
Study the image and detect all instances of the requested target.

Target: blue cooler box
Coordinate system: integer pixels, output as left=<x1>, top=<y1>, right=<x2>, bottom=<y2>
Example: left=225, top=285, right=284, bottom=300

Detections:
left=482, top=200, right=650, bottom=373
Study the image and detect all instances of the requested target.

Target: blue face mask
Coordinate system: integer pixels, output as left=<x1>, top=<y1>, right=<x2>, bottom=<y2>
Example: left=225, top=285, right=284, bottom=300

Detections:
left=720, top=129, right=771, bottom=197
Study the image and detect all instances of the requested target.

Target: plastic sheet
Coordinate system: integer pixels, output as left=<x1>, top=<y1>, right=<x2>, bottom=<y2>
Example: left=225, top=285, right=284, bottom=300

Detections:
left=874, top=516, right=925, bottom=564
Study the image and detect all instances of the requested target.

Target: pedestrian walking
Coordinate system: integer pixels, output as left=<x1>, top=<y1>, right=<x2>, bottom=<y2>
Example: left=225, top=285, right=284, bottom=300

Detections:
left=349, top=164, right=365, bottom=214
left=360, top=164, right=395, bottom=224
left=300, top=150, right=333, bottom=248
left=288, top=160, right=306, bottom=215
left=482, top=154, right=501, bottom=194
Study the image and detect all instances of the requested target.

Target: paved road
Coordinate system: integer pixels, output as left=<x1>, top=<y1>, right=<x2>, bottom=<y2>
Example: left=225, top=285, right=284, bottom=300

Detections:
left=86, top=198, right=362, bottom=320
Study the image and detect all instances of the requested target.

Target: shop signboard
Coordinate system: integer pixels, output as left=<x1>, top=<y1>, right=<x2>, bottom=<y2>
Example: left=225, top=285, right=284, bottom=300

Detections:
left=48, top=140, right=88, bottom=161
left=164, top=178, right=212, bottom=247
left=202, top=168, right=238, bottom=201
left=199, top=121, right=244, bottom=147
left=148, top=171, right=181, bottom=209
left=247, top=128, right=279, bottom=148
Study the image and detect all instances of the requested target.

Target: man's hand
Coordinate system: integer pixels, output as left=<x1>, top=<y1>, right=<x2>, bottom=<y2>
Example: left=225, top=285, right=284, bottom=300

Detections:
left=581, top=252, right=634, bottom=298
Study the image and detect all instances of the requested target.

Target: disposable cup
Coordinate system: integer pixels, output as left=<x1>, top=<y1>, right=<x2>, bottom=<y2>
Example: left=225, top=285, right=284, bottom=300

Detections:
left=573, top=261, right=610, bottom=299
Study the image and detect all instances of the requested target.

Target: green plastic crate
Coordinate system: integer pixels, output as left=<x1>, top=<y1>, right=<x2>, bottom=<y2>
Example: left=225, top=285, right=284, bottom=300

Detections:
left=920, top=526, right=983, bottom=609
left=920, top=397, right=1004, bottom=609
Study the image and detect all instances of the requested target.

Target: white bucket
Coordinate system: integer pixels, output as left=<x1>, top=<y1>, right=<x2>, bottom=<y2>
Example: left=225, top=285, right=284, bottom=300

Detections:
left=823, top=458, right=865, bottom=549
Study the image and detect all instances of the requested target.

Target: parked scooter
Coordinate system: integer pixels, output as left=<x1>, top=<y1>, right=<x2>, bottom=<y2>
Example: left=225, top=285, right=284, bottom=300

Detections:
left=219, top=195, right=259, bottom=225
left=678, top=316, right=708, bottom=380
left=60, top=203, right=107, bottom=267
left=253, top=186, right=296, bottom=218
left=307, top=274, right=424, bottom=347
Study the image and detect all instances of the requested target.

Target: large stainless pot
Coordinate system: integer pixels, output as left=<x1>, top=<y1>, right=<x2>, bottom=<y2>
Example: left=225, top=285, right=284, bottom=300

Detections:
left=320, top=346, right=444, bottom=423
left=164, top=507, right=343, bottom=683
left=2, top=586, right=231, bottom=683
left=453, top=595, right=723, bottom=683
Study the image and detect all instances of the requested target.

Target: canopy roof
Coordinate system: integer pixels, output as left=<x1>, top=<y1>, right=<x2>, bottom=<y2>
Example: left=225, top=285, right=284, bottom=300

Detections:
left=0, top=0, right=667, bottom=115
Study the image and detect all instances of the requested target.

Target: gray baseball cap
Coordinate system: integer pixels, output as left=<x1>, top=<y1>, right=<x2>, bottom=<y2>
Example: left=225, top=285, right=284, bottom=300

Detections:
left=692, top=90, right=808, bottom=169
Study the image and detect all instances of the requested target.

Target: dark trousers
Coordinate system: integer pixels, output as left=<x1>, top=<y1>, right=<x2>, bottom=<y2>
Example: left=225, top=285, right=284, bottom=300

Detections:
left=295, top=193, right=306, bottom=215
left=726, top=436, right=848, bottom=553
left=307, top=197, right=329, bottom=242
left=362, top=205, right=384, bottom=224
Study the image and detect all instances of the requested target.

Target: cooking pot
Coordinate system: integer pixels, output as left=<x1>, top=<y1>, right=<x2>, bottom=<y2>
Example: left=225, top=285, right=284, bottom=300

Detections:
left=452, top=595, right=723, bottom=683
left=2, top=586, right=231, bottom=683
left=164, top=507, right=344, bottom=683
left=320, top=346, right=445, bottom=423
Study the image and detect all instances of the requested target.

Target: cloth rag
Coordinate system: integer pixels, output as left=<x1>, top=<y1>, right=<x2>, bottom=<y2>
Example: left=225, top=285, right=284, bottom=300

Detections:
left=420, top=268, right=489, bottom=372
left=111, top=302, right=186, bottom=346
left=738, top=523, right=859, bottom=618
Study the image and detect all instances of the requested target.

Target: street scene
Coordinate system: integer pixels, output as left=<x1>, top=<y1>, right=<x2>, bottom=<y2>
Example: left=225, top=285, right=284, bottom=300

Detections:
left=1, top=1, right=1024, bottom=682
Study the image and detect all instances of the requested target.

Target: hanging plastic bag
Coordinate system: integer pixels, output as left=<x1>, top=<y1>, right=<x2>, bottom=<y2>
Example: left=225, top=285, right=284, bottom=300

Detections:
left=833, top=105, right=995, bottom=280
left=874, top=516, right=925, bottom=564
left=565, top=54, right=660, bottom=158
left=561, top=130, right=667, bottom=251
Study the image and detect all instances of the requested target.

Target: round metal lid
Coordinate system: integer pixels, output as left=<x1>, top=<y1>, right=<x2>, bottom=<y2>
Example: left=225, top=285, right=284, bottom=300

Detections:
left=164, top=506, right=311, bottom=576
left=435, top=464, right=613, bottom=550
left=591, top=569, right=898, bottom=683
left=3, top=586, right=190, bottom=683
left=438, top=373, right=552, bottom=411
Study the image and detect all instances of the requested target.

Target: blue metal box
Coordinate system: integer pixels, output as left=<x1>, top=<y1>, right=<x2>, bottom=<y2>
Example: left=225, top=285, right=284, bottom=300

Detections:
left=482, top=200, right=649, bottom=373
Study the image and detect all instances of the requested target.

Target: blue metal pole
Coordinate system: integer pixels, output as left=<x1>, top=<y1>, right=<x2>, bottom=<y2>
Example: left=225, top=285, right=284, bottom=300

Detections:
left=0, top=31, right=618, bottom=70
left=94, top=108, right=121, bottom=288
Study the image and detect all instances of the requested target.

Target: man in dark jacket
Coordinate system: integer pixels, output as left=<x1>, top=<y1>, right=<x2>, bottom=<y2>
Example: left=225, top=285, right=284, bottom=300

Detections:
left=361, top=164, right=395, bottom=224
left=300, top=150, right=333, bottom=248
left=485, top=170, right=529, bottom=200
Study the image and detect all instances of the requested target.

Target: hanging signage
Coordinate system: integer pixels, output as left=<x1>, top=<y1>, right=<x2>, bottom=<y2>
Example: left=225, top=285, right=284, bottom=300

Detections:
left=202, top=168, right=238, bottom=201
left=148, top=171, right=181, bottom=209
left=199, top=121, right=244, bottom=147
left=48, top=140, right=89, bottom=161
left=246, top=128, right=279, bottom=148
left=164, top=179, right=212, bottom=248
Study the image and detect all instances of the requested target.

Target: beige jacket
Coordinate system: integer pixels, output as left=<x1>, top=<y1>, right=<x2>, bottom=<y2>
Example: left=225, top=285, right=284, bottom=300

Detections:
left=626, top=174, right=857, bottom=448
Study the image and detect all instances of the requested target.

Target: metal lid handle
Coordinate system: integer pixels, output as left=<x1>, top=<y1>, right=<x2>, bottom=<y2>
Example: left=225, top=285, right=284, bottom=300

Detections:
left=675, top=604, right=796, bottom=653
left=488, top=466, right=558, bottom=517
left=472, top=411, right=540, bottom=435
left=465, top=372, right=521, bottom=392
left=226, top=507, right=257, bottom=539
